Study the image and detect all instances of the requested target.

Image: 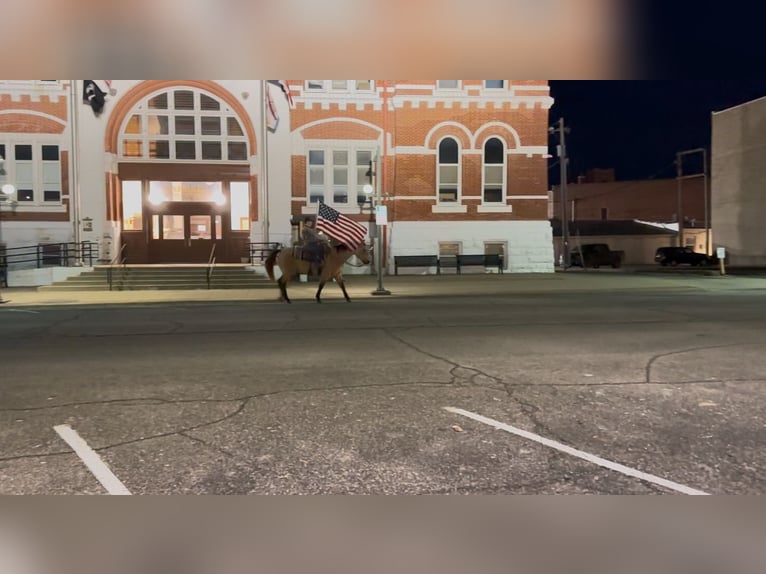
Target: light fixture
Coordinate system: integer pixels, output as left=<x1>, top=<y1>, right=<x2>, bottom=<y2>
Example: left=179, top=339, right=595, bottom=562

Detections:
left=1, top=184, right=14, bottom=197
left=148, top=188, right=166, bottom=206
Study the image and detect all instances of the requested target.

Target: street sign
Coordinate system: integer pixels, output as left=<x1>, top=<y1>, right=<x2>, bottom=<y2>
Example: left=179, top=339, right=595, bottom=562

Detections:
left=376, top=205, right=388, bottom=226
left=716, top=247, right=726, bottom=260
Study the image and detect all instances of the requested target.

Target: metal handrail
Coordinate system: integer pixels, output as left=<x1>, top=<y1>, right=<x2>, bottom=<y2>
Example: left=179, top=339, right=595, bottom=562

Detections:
left=206, top=244, right=217, bottom=289
left=1, top=241, right=97, bottom=269
left=248, top=242, right=281, bottom=264
left=107, top=244, right=127, bottom=291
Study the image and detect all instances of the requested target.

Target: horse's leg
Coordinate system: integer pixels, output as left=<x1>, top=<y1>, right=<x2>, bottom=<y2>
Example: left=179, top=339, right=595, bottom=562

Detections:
left=315, top=280, right=326, bottom=303
left=278, top=276, right=291, bottom=304
left=335, top=272, right=352, bottom=302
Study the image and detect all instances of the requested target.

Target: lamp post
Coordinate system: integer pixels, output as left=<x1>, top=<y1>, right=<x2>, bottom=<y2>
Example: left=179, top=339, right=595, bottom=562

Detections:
left=362, top=157, right=391, bottom=296
left=0, top=176, right=18, bottom=303
left=549, top=118, right=571, bottom=268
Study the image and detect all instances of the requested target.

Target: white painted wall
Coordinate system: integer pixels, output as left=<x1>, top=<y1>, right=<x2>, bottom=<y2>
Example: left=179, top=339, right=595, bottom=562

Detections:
left=389, top=220, right=554, bottom=273
left=712, top=96, right=766, bottom=266
left=8, top=266, right=91, bottom=287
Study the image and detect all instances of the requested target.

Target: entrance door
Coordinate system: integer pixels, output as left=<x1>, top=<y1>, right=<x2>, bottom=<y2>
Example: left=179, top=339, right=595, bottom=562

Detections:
left=149, top=207, right=223, bottom=263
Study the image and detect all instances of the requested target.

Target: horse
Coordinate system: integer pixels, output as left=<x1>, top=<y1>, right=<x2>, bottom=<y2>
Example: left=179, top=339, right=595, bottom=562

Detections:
left=264, top=242, right=372, bottom=304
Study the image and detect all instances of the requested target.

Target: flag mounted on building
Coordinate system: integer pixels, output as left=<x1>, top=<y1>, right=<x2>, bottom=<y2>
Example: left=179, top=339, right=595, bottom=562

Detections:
left=265, top=82, right=280, bottom=132
left=317, top=202, right=367, bottom=249
left=268, top=80, right=294, bottom=107
left=83, top=81, right=106, bottom=115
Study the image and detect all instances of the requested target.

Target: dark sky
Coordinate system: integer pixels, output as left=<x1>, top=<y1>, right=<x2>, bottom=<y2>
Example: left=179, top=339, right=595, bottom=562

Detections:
left=547, top=81, right=766, bottom=184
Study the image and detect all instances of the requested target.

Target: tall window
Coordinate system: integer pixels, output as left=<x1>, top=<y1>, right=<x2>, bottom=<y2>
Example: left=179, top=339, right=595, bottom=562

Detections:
left=484, top=80, right=505, bottom=89
left=438, top=138, right=460, bottom=203
left=307, top=146, right=374, bottom=206
left=120, top=89, right=248, bottom=161
left=0, top=142, right=61, bottom=204
left=437, top=80, right=460, bottom=89
left=483, top=138, right=505, bottom=203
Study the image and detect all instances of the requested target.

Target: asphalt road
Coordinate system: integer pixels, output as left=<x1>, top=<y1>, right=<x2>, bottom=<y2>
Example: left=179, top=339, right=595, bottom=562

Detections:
left=1, top=289, right=764, bottom=495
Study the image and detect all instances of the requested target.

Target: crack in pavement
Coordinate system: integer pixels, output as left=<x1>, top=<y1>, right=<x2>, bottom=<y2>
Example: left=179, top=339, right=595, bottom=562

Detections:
left=644, top=342, right=756, bottom=384
left=383, top=329, right=560, bottom=439
left=0, top=380, right=455, bottom=463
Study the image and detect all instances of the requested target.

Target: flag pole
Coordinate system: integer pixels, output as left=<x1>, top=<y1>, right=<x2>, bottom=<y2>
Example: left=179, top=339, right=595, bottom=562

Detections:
left=260, top=80, right=270, bottom=246
left=69, top=80, right=83, bottom=265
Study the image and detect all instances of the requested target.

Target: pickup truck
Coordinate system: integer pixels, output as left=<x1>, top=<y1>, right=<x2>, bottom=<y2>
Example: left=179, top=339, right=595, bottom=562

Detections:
left=570, top=243, right=624, bottom=269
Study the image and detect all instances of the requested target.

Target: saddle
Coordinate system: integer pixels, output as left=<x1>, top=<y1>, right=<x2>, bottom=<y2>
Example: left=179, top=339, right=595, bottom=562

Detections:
left=293, top=242, right=326, bottom=265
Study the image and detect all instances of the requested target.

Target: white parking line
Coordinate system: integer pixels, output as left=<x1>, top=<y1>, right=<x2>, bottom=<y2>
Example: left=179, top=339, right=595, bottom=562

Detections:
left=444, top=407, right=710, bottom=496
left=53, top=425, right=131, bottom=496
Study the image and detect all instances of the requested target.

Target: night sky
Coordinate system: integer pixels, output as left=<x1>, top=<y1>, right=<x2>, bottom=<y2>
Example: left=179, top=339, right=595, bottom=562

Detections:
left=547, top=81, right=766, bottom=185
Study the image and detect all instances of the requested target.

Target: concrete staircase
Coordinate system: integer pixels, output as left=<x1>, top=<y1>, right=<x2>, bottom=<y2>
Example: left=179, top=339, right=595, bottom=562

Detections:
left=38, top=265, right=273, bottom=292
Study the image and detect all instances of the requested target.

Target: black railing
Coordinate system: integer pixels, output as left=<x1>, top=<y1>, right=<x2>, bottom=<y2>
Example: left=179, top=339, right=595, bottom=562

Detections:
left=106, top=244, right=127, bottom=291
left=248, top=242, right=281, bottom=264
left=0, top=241, right=97, bottom=270
left=206, top=244, right=217, bottom=290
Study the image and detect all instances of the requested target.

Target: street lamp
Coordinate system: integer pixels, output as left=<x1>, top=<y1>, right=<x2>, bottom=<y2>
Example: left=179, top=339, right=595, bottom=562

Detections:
left=0, top=179, right=17, bottom=304
left=364, top=158, right=391, bottom=297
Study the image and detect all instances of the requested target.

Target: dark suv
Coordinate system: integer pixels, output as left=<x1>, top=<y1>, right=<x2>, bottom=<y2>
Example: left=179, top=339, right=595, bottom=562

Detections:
left=655, top=246, right=709, bottom=266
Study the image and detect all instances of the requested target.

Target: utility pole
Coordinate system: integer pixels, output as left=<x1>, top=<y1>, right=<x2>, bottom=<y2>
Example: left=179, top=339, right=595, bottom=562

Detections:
left=676, top=153, right=683, bottom=248
left=550, top=118, right=571, bottom=268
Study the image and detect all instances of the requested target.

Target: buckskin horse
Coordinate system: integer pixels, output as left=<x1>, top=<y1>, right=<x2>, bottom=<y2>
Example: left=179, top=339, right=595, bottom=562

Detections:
left=264, top=242, right=372, bottom=303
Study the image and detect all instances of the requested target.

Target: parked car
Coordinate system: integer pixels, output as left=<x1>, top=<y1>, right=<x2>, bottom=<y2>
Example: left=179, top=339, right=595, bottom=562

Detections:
left=570, top=243, right=624, bottom=268
left=655, top=246, right=709, bottom=266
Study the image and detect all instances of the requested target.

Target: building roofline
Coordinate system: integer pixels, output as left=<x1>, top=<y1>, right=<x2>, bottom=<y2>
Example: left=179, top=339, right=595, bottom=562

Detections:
left=712, top=94, right=766, bottom=115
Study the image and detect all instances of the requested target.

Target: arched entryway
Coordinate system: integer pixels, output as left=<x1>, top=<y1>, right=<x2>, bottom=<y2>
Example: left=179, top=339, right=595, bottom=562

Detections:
left=109, top=82, right=257, bottom=264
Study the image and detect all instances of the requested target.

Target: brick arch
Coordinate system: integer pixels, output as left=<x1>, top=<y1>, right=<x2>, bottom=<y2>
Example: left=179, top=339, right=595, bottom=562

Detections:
left=104, top=80, right=257, bottom=155
left=0, top=113, right=66, bottom=134
left=300, top=119, right=381, bottom=141
left=474, top=123, right=521, bottom=150
left=425, top=123, right=472, bottom=150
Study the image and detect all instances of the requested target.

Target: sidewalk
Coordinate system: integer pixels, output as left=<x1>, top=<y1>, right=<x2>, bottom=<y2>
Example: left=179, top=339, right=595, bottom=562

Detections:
left=3, top=271, right=766, bottom=307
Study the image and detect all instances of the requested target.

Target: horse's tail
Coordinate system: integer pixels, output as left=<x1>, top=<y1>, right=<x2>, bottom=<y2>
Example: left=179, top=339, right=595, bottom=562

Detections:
left=264, top=248, right=281, bottom=281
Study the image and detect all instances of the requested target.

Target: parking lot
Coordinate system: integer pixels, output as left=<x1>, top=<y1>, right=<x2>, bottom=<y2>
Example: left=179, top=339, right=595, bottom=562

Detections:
left=1, top=280, right=765, bottom=494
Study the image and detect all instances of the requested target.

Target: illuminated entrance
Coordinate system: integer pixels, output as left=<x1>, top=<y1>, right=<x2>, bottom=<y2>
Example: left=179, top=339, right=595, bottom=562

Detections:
left=113, top=84, right=256, bottom=264
left=122, top=180, right=251, bottom=264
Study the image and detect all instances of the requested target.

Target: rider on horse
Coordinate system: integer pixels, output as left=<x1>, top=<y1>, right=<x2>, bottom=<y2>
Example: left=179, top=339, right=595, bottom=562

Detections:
left=301, top=219, right=327, bottom=276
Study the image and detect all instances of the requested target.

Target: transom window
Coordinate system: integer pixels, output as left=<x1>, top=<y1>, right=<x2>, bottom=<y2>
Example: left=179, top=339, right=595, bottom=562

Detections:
left=120, top=89, right=249, bottom=162
left=437, top=138, right=460, bottom=203
left=0, top=142, right=61, bottom=204
left=308, top=146, right=374, bottom=206
left=483, top=137, right=506, bottom=203
left=305, top=81, right=374, bottom=92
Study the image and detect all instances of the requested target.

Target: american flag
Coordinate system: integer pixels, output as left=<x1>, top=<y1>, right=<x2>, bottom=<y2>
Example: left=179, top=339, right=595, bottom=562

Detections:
left=317, top=202, right=367, bottom=248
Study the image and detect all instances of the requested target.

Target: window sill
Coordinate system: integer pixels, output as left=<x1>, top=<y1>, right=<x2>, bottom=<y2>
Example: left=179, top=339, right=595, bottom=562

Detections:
left=477, top=204, right=513, bottom=213
left=302, top=204, right=364, bottom=216
left=432, top=204, right=468, bottom=214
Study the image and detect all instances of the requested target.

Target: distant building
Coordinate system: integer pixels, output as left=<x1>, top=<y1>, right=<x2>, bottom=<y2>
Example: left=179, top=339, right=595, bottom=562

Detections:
left=551, top=177, right=706, bottom=224
left=712, top=96, right=766, bottom=266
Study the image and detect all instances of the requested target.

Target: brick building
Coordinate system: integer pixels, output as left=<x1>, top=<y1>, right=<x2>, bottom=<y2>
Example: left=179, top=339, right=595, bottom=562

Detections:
left=551, top=172, right=707, bottom=224
left=1, top=80, right=555, bottom=281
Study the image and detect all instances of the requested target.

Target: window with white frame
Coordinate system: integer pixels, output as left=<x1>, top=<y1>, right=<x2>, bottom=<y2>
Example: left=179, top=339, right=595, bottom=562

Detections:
left=437, top=80, right=460, bottom=89
left=483, top=80, right=506, bottom=89
left=120, top=89, right=249, bottom=162
left=307, top=146, right=374, bottom=206
left=483, top=137, right=506, bottom=203
left=304, top=80, right=375, bottom=92
left=437, top=138, right=460, bottom=203
left=0, top=142, right=62, bottom=204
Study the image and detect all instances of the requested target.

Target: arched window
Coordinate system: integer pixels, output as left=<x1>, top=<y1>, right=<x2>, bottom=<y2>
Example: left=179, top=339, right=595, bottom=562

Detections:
left=483, top=137, right=505, bottom=203
left=438, top=137, right=460, bottom=203
left=120, top=88, right=249, bottom=162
